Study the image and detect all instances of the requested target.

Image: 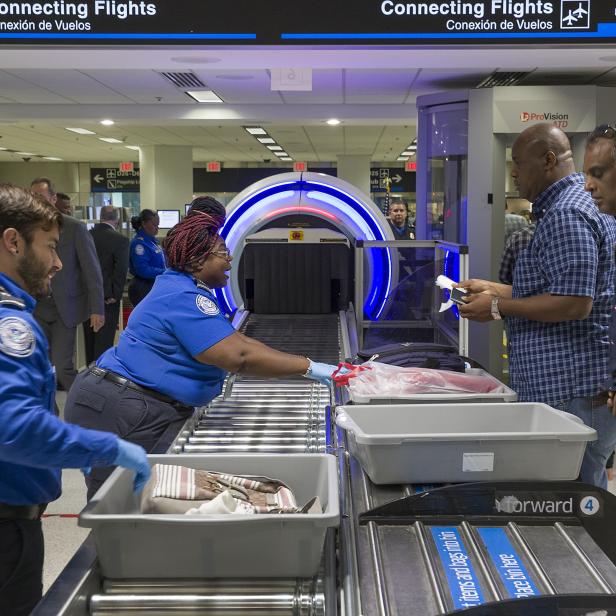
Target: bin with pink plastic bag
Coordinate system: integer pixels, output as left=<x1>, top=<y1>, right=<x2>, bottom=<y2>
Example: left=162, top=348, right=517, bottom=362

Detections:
left=334, top=361, right=516, bottom=404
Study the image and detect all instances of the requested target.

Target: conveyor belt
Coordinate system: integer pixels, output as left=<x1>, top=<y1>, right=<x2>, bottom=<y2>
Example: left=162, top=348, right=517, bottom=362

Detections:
left=43, top=313, right=341, bottom=616
left=171, top=313, right=339, bottom=455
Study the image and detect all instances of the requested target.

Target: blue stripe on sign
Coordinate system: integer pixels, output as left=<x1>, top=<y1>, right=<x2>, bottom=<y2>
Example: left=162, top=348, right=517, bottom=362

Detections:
left=476, top=527, right=540, bottom=599
left=430, top=527, right=486, bottom=610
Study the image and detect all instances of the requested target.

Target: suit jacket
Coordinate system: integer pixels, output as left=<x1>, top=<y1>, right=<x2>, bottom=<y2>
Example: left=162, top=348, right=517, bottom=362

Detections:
left=35, top=214, right=105, bottom=328
left=90, top=223, right=130, bottom=302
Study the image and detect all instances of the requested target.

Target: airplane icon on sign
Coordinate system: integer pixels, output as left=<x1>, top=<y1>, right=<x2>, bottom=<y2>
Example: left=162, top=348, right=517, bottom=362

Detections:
left=560, top=0, right=590, bottom=29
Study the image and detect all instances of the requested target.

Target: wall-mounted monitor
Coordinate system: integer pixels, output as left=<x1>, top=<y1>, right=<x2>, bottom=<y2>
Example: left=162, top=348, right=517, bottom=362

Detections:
left=157, top=209, right=180, bottom=229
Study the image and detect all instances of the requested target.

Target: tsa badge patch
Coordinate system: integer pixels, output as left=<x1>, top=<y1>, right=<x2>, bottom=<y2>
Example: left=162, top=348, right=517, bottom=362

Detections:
left=134, top=244, right=145, bottom=256
left=196, top=294, right=220, bottom=316
left=0, top=316, right=36, bottom=358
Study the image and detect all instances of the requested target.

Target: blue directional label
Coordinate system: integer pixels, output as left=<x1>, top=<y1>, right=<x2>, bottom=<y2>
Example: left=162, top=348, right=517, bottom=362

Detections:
left=430, top=526, right=486, bottom=610
left=477, top=527, right=540, bottom=599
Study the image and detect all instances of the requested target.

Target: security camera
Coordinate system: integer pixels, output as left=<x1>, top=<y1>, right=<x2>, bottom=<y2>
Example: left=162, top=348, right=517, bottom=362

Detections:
left=22, top=157, right=31, bottom=162
left=263, top=158, right=271, bottom=163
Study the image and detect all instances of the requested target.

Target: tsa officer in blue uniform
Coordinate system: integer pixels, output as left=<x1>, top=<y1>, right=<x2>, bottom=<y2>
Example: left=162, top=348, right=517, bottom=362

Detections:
left=65, top=197, right=341, bottom=499
left=128, top=208, right=165, bottom=306
left=0, top=184, right=150, bottom=616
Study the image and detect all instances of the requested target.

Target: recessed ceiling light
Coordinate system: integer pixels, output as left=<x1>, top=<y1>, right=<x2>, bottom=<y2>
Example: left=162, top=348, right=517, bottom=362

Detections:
left=274, top=151, right=288, bottom=157
left=216, top=74, right=253, bottom=80
left=402, top=150, right=414, bottom=156
left=0, top=147, right=7, bottom=151
left=170, top=56, right=221, bottom=64
left=66, top=127, right=96, bottom=135
left=100, top=119, right=115, bottom=126
left=279, top=157, right=293, bottom=161
left=245, top=127, right=267, bottom=135
left=257, top=137, right=275, bottom=144
left=267, top=145, right=283, bottom=151
left=16, top=151, right=35, bottom=155
left=326, top=118, right=341, bottom=126
left=397, top=157, right=409, bottom=161
left=125, top=145, right=140, bottom=150
left=185, top=90, right=223, bottom=103
left=99, top=137, right=123, bottom=144
left=43, top=156, right=63, bottom=161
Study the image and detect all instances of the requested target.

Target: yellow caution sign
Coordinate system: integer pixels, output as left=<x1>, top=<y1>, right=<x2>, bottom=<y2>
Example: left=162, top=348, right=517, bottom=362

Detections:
left=289, top=230, right=304, bottom=241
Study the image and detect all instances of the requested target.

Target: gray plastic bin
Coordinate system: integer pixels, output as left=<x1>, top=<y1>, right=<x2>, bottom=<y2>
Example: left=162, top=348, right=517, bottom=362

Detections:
left=336, top=403, right=596, bottom=484
left=79, top=454, right=339, bottom=579
left=348, top=368, right=517, bottom=404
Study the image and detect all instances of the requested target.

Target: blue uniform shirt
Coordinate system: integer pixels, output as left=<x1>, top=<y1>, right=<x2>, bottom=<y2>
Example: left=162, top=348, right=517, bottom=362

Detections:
left=99, top=270, right=235, bottom=406
left=129, top=233, right=166, bottom=280
left=509, top=173, right=616, bottom=406
left=0, top=273, right=118, bottom=505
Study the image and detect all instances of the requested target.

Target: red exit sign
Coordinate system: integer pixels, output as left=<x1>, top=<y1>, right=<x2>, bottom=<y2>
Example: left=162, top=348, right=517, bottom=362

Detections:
left=119, top=162, right=134, bottom=172
left=293, top=161, right=307, bottom=172
left=405, top=161, right=417, bottom=172
left=206, top=161, right=221, bottom=172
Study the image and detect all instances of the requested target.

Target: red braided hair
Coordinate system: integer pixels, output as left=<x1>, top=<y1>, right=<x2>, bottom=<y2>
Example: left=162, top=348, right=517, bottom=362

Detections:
left=163, top=209, right=225, bottom=271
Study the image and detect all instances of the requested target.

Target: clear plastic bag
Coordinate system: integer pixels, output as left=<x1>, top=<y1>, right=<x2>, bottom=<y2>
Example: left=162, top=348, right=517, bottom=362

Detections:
left=340, top=361, right=506, bottom=398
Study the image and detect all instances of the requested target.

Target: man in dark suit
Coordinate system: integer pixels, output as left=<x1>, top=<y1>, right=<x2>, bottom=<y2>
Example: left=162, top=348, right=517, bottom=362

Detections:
left=30, top=177, right=105, bottom=390
left=84, top=206, right=129, bottom=364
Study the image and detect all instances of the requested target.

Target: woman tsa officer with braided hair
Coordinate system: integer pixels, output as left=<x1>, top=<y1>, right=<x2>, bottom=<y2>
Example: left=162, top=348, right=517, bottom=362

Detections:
left=65, top=197, right=340, bottom=499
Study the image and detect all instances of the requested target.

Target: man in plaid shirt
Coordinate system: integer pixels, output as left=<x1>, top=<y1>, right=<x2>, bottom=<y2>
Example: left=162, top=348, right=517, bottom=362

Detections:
left=460, top=123, right=616, bottom=489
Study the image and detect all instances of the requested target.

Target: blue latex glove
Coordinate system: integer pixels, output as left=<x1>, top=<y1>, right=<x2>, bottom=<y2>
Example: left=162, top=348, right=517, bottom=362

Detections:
left=303, top=360, right=340, bottom=386
left=113, top=439, right=151, bottom=494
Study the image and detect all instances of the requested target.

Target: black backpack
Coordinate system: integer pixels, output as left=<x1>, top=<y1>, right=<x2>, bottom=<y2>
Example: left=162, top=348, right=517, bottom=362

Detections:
left=354, top=342, right=466, bottom=373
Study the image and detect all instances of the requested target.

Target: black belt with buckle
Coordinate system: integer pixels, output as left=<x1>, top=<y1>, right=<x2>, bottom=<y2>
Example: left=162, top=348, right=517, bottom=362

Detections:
left=89, top=367, right=193, bottom=413
left=0, top=502, right=46, bottom=520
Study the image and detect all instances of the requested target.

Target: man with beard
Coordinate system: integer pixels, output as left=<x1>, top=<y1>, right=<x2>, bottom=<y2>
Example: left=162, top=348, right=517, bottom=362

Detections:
left=30, top=177, right=104, bottom=390
left=0, top=184, right=150, bottom=615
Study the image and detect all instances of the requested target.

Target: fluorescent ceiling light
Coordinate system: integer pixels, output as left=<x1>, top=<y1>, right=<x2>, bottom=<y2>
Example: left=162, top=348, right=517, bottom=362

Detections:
left=274, top=151, right=288, bottom=157
left=0, top=147, right=7, bottom=151
left=16, top=151, right=34, bottom=155
left=99, top=137, right=123, bottom=144
left=279, top=157, right=293, bottom=161
left=100, top=119, right=115, bottom=126
left=397, top=157, right=409, bottom=161
left=186, top=90, right=223, bottom=103
left=257, top=137, right=275, bottom=144
left=66, top=127, right=96, bottom=135
left=244, top=127, right=267, bottom=135
left=267, top=145, right=283, bottom=151
left=43, top=156, right=63, bottom=161
left=326, top=118, right=341, bottom=126
left=125, top=145, right=140, bottom=150
left=402, top=150, right=414, bottom=156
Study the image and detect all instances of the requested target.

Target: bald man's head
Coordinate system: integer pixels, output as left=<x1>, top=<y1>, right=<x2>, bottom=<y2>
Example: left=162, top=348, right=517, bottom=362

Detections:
left=511, top=123, right=575, bottom=202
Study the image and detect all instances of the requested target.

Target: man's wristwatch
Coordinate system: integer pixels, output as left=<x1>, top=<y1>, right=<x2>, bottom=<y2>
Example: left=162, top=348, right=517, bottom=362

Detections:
left=490, top=296, right=502, bottom=320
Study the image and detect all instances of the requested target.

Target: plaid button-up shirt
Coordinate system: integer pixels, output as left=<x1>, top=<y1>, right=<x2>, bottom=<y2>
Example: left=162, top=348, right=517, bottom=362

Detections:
left=509, top=173, right=616, bottom=406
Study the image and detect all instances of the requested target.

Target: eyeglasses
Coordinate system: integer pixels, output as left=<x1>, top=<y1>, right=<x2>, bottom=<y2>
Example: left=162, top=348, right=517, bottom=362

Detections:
left=590, top=124, right=616, bottom=140
left=211, top=247, right=232, bottom=260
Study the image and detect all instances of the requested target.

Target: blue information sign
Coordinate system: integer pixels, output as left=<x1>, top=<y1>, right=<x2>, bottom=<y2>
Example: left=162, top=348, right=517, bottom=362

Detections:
left=430, top=526, right=486, bottom=610
left=476, top=527, right=540, bottom=599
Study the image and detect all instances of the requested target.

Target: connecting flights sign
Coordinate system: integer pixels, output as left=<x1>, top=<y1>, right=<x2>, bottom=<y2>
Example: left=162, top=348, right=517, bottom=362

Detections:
left=0, top=0, right=614, bottom=43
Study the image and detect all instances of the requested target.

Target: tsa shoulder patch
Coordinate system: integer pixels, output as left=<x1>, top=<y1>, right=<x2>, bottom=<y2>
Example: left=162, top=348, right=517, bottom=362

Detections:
left=134, top=244, right=145, bottom=256
left=0, top=316, right=36, bottom=358
left=195, top=294, right=220, bottom=316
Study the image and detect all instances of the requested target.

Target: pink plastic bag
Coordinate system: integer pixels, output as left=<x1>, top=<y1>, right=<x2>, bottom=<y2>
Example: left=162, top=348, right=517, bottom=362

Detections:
left=339, top=361, right=505, bottom=398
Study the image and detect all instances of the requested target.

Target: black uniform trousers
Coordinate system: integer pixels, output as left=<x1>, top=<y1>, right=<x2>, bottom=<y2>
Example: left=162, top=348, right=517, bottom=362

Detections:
left=127, top=277, right=154, bottom=308
left=83, top=301, right=121, bottom=365
left=65, top=370, right=192, bottom=500
left=0, top=518, right=44, bottom=616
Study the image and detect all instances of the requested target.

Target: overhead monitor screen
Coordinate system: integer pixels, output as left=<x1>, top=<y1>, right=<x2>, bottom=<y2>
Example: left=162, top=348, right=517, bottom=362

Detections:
left=158, top=210, right=180, bottom=229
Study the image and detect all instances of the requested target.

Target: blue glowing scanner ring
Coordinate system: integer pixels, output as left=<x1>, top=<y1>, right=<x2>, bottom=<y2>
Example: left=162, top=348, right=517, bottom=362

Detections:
left=215, top=172, right=395, bottom=320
